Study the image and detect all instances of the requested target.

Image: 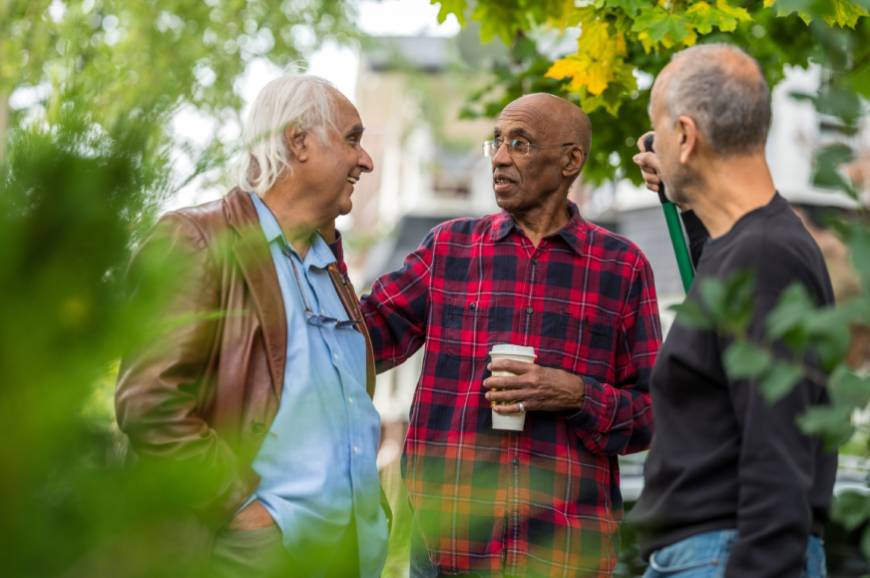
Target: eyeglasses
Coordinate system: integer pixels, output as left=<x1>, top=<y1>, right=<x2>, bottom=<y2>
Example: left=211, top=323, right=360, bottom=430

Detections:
left=482, top=137, right=579, bottom=158
left=282, top=245, right=361, bottom=329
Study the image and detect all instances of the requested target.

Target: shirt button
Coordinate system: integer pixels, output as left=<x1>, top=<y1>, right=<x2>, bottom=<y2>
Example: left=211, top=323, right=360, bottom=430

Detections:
left=348, top=396, right=354, bottom=405
left=353, top=446, right=361, bottom=455
left=526, top=307, right=533, bottom=315
left=512, top=457, right=519, bottom=466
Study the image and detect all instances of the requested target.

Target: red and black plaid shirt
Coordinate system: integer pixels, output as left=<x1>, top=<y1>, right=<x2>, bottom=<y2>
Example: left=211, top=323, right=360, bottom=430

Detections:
left=361, top=203, right=661, bottom=577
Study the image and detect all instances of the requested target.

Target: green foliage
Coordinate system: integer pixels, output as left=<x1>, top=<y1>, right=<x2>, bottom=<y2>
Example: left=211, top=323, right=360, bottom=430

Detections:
left=437, top=0, right=468, bottom=25
left=758, top=363, right=806, bottom=402
left=0, top=2, right=360, bottom=576
left=723, top=342, right=774, bottom=380
left=0, top=0, right=358, bottom=164
left=439, top=0, right=868, bottom=191
left=798, top=404, right=856, bottom=449
left=0, top=100, right=216, bottom=577
left=830, top=366, right=870, bottom=408
left=834, top=490, right=870, bottom=531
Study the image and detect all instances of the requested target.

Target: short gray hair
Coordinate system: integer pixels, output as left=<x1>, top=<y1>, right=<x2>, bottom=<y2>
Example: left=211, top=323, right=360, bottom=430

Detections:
left=666, top=44, right=771, bottom=155
left=235, top=74, right=338, bottom=197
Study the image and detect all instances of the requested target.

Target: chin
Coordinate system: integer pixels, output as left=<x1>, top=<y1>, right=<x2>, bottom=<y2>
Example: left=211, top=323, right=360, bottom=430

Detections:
left=494, top=191, right=514, bottom=209
left=495, top=194, right=525, bottom=215
left=337, top=200, right=353, bottom=216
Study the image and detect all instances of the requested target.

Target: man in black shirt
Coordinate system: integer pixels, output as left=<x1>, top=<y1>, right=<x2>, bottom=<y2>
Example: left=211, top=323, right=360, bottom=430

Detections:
left=629, top=43, right=836, bottom=578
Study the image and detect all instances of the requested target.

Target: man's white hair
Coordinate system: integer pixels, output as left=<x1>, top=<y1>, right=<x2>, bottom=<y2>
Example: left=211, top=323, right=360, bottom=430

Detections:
left=234, top=74, right=338, bottom=197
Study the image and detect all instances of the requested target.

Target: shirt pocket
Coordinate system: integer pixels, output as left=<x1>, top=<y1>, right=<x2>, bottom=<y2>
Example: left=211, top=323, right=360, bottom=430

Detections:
left=439, top=294, right=513, bottom=357
left=581, top=311, right=620, bottom=378
left=538, top=307, right=619, bottom=380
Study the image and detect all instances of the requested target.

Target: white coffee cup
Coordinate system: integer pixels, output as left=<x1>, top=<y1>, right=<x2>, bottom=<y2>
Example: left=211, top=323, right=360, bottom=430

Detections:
left=489, top=343, right=536, bottom=431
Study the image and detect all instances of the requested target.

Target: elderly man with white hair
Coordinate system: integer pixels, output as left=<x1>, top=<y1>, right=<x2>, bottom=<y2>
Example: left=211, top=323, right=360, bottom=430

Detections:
left=115, top=75, right=388, bottom=578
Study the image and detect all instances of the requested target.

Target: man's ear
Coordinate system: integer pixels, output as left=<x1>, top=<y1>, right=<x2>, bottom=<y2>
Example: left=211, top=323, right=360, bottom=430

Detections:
left=285, top=126, right=309, bottom=162
left=677, top=115, right=698, bottom=164
left=562, top=146, right=586, bottom=178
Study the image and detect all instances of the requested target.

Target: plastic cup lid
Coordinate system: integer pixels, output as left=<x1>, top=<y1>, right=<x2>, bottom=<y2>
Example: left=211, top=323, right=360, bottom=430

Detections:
left=490, top=343, right=536, bottom=358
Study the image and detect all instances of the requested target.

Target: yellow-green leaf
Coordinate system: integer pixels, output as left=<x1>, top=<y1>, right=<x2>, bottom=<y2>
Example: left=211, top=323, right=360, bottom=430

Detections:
left=824, top=0, right=869, bottom=28
left=715, top=0, right=751, bottom=22
left=432, top=0, right=467, bottom=26
left=547, top=15, right=633, bottom=96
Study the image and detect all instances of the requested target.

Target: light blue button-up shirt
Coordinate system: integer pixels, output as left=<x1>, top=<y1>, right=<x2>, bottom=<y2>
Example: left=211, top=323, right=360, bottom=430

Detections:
left=248, top=193, right=387, bottom=577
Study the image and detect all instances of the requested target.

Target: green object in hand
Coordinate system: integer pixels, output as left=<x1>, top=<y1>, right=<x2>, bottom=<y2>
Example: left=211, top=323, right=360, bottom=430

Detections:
left=643, top=135, right=695, bottom=292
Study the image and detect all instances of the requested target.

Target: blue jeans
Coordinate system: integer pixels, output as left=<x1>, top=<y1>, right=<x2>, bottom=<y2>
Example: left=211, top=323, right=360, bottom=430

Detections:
left=642, top=529, right=826, bottom=578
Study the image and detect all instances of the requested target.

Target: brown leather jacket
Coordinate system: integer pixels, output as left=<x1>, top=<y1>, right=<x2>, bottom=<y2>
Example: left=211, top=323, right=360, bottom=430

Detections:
left=115, top=188, right=376, bottom=526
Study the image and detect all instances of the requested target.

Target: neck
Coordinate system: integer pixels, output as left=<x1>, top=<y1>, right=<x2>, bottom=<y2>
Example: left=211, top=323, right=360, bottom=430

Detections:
left=687, top=154, right=776, bottom=238
left=513, top=194, right=571, bottom=247
left=262, top=180, right=327, bottom=258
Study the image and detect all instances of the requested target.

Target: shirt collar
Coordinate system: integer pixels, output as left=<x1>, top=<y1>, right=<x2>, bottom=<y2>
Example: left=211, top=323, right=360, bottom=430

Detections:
left=489, top=201, right=588, bottom=256
left=248, top=192, right=336, bottom=269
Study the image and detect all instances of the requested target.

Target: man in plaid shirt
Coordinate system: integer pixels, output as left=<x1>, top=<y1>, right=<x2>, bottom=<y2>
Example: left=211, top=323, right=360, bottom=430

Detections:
left=361, top=93, right=661, bottom=577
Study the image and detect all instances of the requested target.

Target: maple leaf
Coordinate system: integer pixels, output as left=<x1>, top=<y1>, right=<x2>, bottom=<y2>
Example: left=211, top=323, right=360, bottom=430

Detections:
left=824, top=0, right=869, bottom=28
left=549, top=0, right=585, bottom=28
left=686, top=1, right=716, bottom=34
left=605, top=0, right=647, bottom=17
left=685, top=0, right=750, bottom=34
left=432, top=0, right=467, bottom=25
left=547, top=16, right=632, bottom=97
left=632, top=8, right=690, bottom=43
left=714, top=0, right=752, bottom=23
left=637, top=30, right=655, bottom=53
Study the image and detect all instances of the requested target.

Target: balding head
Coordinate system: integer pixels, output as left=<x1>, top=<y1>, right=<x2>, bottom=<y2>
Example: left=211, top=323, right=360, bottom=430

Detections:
left=503, top=93, right=592, bottom=159
left=655, top=44, right=771, bottom=155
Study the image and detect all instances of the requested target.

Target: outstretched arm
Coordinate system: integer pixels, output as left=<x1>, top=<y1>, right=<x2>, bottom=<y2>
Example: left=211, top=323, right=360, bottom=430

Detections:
left=361, top=229, right=436, bottom=372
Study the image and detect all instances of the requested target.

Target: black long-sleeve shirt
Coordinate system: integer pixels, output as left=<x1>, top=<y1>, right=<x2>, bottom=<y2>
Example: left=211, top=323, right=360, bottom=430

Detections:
left=629, top=193, right=837, bottom=578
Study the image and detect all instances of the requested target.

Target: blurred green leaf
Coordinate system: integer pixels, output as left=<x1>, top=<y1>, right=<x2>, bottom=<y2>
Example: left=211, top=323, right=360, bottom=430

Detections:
left=434, top=0, right=468, bottom=25
left=804, top=306, right=854, bottom=370
left=816, top=85, right=863, bottom=126
left=833, top=490, right=870, bottom=530
left=812, top=143, right=858, bottom=196
left=829, top=365, right=870, bottom=407
left=512, top=34, right=539, bottom=61
left=724, top=342, right=772, bottom=380
left=846, top=221, right=870, bottom=290
left=699, top=278, right=729, bottom=321
left=759, top=363, right=804, bottom=402
left=770, top=0, right=815, bottom=15
left=798, top=405, right=855, bottom=449
left=670, top=299, right=714, bottom=330
left=606, top=0, right=646, bottom=18
left=765, top=283, right=814, bottom=341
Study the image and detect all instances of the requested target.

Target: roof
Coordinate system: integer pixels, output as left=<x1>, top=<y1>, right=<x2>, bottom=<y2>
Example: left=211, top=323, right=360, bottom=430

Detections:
left=364, top=36, right=451, bottom=73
